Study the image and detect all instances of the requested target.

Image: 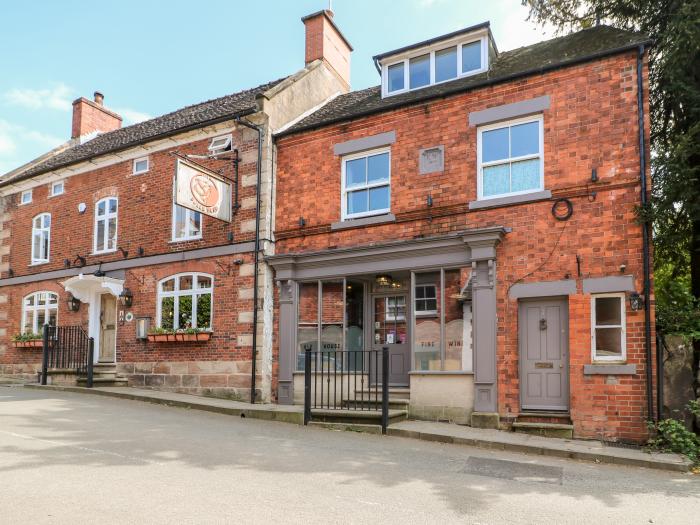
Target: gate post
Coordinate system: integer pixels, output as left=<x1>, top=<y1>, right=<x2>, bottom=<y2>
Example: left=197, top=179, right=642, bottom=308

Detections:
left=303, top=346, right=312, bottom=425
left=40, top=324, right=49, bottom=385
left=86, top=338, right=95, bottom=388
left=381, top=346, right=389, bottom=434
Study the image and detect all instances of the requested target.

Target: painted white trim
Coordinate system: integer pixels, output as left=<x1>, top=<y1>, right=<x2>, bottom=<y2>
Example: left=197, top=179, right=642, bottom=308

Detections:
left=156, top=272, right=214, bottom=330
left=591, top=293, right=627, bottom=363
left=132, top=156, right=149, bottom=175
left=20, top=189, right=32, bottom=205
left=49, top=180, right=64, bottom=197
left=93, top=197, right=118, bottom=254
left=30, top=213, right=51, bottom=264
left=476, top=114, right=544, bottom=201
left=208, top=134, right=232, bottom=155
left=414, top=283, right=438, bottom=316
left=381, top=33, right=489, bottom=98
left=340, top=147, right=391, bottom=221
left=21, top=291, right=58, bottom=334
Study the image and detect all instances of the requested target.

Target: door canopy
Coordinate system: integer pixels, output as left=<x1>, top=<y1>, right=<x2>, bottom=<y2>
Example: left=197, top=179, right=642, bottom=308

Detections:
left=61, top=274, right=125, bottom=303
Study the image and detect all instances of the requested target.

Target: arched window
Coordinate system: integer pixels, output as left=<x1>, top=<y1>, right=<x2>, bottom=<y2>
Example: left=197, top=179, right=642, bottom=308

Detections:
left=31, top=213, right=51, bottom=264
left=157, top=273, right=213, bottom=330
left=94, top=197, right=118, bottom=253
left=22, top=291, right=58, bottom=334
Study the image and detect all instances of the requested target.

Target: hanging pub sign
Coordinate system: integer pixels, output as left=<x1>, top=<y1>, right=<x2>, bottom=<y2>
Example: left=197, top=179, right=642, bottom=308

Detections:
left=175, top=158, right=232, bottom=222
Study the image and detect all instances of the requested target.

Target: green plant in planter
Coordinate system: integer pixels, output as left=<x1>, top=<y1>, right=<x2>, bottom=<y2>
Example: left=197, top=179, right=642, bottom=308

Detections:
left=148, top=327, right=171, bottom=335
left=12, top=332, right=42, bottom=342
left=647, top=402, right=700, bottom=466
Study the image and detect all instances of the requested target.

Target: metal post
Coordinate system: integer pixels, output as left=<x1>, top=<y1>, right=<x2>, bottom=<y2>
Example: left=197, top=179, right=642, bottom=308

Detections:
left=304, top=347, right=312, bottom=425
left=87, top=338, right=95, bottom=388
left=381, top=346, right=389, bottom=434
left=40, top=324, right=49, bottom=385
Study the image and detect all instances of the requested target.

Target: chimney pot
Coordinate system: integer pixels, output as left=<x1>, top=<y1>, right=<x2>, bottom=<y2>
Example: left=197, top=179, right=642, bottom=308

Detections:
left=71, top=93, right=121, bottom=139
left=94, top=91, right=104, bottom=105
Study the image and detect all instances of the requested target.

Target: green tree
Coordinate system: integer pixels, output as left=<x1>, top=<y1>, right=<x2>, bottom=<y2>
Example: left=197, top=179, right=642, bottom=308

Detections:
left=524, top=0, right=700, bottom=420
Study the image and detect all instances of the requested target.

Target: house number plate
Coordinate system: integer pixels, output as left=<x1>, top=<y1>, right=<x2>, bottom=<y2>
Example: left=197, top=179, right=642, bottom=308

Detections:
left=535, top=362, right=554, bottom=369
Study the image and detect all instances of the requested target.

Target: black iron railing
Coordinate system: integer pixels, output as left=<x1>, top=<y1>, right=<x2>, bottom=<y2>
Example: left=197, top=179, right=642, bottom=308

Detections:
left=41, top=325, right=94, bottom=387
left=304, top=347, right=389, bottom=433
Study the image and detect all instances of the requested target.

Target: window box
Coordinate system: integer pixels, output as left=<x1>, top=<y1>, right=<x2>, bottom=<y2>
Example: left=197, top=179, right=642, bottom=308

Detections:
left=147, top=331, right=212, bottom=343
left=13, top=339, right=43, bottom=348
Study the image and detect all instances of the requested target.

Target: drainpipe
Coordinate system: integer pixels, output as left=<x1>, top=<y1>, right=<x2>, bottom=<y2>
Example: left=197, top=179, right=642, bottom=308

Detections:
left=235, top=116, right=263, bottom=404
left=637, top=44, right=654, bottom=421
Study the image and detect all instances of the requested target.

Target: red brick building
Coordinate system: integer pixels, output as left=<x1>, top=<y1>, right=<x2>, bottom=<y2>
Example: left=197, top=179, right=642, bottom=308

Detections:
left=0, top=10, right=351, bottom=402
left=270, top=20, right=655, bottom=442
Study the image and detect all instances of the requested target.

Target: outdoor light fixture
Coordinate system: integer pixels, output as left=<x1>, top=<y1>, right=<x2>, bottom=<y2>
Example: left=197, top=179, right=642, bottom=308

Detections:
left=66, top=294, right=81, bottom=312
left=375, top=274, right=393, bottom=287
left=136, top=317, right=150, bottom=340
left=119, top=288, right=134, bottom=308
left=629, top=292, right=644, bottom=311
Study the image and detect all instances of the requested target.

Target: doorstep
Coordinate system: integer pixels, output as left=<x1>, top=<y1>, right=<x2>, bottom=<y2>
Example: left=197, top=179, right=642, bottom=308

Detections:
left=23, top=384, right=692, bottom=473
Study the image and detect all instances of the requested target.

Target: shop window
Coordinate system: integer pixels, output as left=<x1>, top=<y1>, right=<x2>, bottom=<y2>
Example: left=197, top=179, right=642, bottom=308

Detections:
left=297, top=282, right=319, bottom=370
left=31, top=213, right=50, bottom=264
left=93, top=197, right=118, bottom=253
left=591, top=293, right=626, bottom=362
left=157, top=273, right=213, bottom=330
left=22, top=291, right=58, bottom=335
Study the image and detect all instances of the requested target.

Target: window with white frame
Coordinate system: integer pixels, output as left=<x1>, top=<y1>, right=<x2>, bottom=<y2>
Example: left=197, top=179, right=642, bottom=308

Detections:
left=22, top=291, right=58, bottom=334
left=415, top=284, right=438, bottom=315
left=208, top=135, right=232, bottom=155
left=50, top=181, right=64, bottom=197
left=477, top=116, right=544, bottom=200
left=172, top=204, right=202, bottom=241
left=93, top=197, right=118, bottom=253
left=157, top=273, right=213, bottom=330
left=20, top=190, right=32, bottom=205
left=591, top=294, right=626, bottom=362
left=31, top=213, right=50, bottom=264
left=342, top=148, right=391, bottom=220
left=382, top=37, right=487, bottom=97
left=386, top=296, right=406, bottom=321
left=133, top=157, right=149, bottom=175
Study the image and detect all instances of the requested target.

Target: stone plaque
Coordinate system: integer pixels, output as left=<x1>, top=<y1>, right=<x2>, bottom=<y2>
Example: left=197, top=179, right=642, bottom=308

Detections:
left=419, top=145, right=444, bottom=174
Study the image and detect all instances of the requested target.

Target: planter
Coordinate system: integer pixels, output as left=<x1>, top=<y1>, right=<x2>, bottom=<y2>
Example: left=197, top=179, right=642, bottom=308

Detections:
left=147, top=332, right=212, bottom=343
left=13, top=340, right=42, bottom=348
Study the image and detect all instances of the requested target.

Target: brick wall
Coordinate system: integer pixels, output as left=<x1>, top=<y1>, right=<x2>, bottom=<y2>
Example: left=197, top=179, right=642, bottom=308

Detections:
left=274, top=51, right=654, bottom=441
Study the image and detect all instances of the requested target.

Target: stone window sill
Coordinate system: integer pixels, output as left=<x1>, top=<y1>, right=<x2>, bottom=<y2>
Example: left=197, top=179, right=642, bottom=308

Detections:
left=331, top=213, right=396, bottom=231
left=468, top=190, right=552, bottom=210
left=408, top=371, right=473, bottom=376
left=583, top=364, right=636, bottom=375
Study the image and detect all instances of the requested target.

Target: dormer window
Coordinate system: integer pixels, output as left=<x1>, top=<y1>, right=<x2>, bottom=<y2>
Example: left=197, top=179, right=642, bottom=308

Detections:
left=208, top=135, right=232, bottom=155
left=377, top=24, right=491, bottom=98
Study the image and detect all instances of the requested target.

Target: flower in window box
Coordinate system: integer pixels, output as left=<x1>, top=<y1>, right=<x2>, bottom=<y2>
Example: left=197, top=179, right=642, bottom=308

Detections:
left=12, top=333, right=43, bottom=348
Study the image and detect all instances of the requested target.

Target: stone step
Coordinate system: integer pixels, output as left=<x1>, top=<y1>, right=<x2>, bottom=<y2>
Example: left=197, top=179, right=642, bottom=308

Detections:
left=310, top=408, right=407, bottom=425
left=512, top=421, right=574, bottom=439
left=355, top=387, right=410, bottom=400
left=341, top=398, right=409, bottom=410
left=308, top=421, right=383, bottom=435
left=77, top=376, right=129, bottom=387
left=517, top=411, right=572, bottom=424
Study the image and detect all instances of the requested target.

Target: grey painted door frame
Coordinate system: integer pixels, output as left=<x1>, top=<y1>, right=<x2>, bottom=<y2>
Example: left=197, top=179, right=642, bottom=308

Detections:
left=518, top=296, right=570, bottom=411
left=370, top=290, right=411, bottom=386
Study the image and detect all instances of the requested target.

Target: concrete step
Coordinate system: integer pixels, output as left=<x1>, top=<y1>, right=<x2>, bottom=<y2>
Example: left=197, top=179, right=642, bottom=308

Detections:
left=512, top=421, right=574, bottom=439
left=517, top=411, right=572, bottom=424
left=355, top=387, right=410, bottom=400
left=341, top=398, right=409, bottom=410
left=310, top=408, right=407, bottom=425
left=77, top=376, right=129, bottom=387
left=308, top=421, right=383, bottom=435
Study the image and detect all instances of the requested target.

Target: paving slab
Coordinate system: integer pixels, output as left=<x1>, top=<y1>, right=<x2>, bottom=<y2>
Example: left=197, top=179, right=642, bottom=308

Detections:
left=23, top=384, right=692, bottom=472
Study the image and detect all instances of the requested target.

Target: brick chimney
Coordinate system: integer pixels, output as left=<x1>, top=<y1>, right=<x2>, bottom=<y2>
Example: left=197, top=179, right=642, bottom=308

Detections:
left=71, top=91, right=122, bottom=139
left=302, top=10, right=352, bottom=89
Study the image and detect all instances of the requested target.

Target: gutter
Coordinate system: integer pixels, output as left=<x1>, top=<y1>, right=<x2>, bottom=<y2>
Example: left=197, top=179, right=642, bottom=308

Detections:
left=235, top=116, right=264, bottom=405
left=277, top=39, right=653, bottom=139
left=636, top=44, right=655, bottom=422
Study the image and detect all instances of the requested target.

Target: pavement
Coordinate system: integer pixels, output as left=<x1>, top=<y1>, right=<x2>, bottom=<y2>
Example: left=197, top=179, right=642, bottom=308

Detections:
left=1, top=385, right=699, bottom=524
left=22, top=383, right=691, bottom=472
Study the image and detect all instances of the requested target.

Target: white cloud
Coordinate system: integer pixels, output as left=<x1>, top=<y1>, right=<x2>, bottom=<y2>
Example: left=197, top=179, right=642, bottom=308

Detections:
left=114, top=108, right=152, bottom=125
left=488, top=0, right=555, bottom=51
left=0, top=119, right=64, bottom=176
left=3, top=83, right=74, bottom=111
left=417, top=0, right=447, bottom=7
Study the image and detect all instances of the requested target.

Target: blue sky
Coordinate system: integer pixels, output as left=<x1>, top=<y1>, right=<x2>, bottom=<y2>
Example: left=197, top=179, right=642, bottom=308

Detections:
left=0, top=0, right=552, bottom=175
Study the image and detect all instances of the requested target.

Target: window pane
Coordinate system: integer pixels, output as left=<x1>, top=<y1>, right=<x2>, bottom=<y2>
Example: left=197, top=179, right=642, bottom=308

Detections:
left=37, top=293, right=46, bottom=306
left=368, top=185, right=389, bottom=211
left=48, top=309, right=57, bottom=327
left=510, top=159, right=540, bottom=193
left=409, top=54, right=430, bottom=89
left=416, top=286, right=425, bottom=299
left=511, top=121, right=540, bottom=157
left=26, top=295, right=35, bottom=307
left=23, top=311, right=34, bottom=333
left=161, top=297, right=174, bottom=329
left=42, top=232, right=49, bottom=260
left=178, top=295, right=193, bottom=329
left=37, top=310, right=46, bottom=328
left=444, top=269, right=469, bottom=371
left=161, top=278, right=175, bottom=292
left=595, top=327, right=622, bottom=358
left=462, top=41, right=481, bottom=72
left=414, top=273, right=441, bottom=371
left=435, top=46, right=457, bottom=82
left=321, top=282, right=343, bottom=372
left=33, top=234, right=42, bottom=260
left=135, top=160, right=148, bottom=172
left=43, top=215, right=51, bottom=228
left=174, top=205, right=186, bottom=239
left=482, top=164, right=510, bottom=197
left=345, top=280, right=364, bottom=355
left=197, top=275, right=212, bottom=289
left=388, top=62, right=405, bottom=92
left=48, top=293, right=58, bottom=305
left=367, top=152, right=389, bottom=183
left=346, top=158, right=366, bottom=187
left=97, top=200, right=105, bottom=215
left=596, top=297, right=621, bottom=325
left=190, top=211, right=201, bottom=236
left=33, top=216, right=41, bottom=228
left=108, top=199, right=117, bottom=214
left=482, top=127, right=509, bottom=162
left=96, top=220, right=105, bottom=249
left=347, top=189, right=368, bottom=215
left=297, top=282, right=319, bottom=370
left=107, top=218, right=117, bottom=249
left=179, top=275, right=193, bottom=290
left=196, top=293, right=211, bottom=329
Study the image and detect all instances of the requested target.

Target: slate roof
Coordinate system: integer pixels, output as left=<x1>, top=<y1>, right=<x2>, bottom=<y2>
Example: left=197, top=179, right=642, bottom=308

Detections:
left=0, top=77, right=288, bottom=187
left=280, top=25, right=651, bottom=137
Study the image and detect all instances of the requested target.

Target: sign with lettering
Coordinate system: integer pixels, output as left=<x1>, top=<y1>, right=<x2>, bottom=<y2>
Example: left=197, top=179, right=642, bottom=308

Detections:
left=175, top=159, right=232, bottom=222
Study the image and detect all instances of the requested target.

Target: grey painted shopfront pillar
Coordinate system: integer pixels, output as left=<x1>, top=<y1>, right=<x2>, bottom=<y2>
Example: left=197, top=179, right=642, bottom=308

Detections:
left=464, top=233, right=503, bottom=428
left=277, top=280, right=296, bottom=404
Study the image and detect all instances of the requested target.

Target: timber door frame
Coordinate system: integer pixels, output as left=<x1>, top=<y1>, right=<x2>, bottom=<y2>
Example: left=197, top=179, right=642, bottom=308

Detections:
left=98, top=293, right=118, bottom=363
